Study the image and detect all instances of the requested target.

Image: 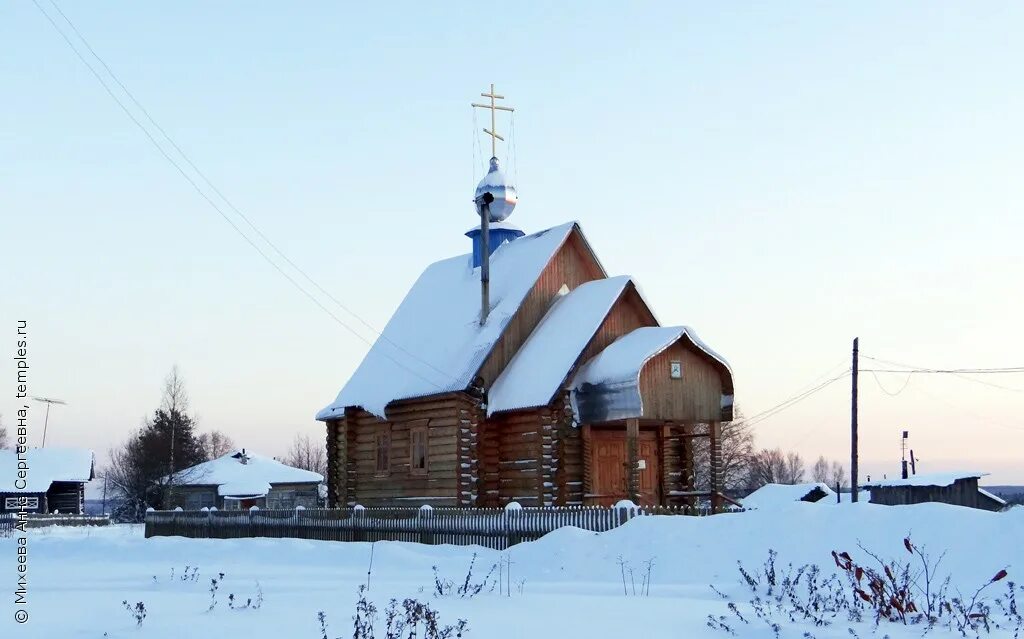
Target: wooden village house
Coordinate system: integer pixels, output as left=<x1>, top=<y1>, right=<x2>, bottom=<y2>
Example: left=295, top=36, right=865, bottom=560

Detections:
left=0, top=448, right=95, bottom=514
left=317, top=88, right=734, bottom=511
left=862, top=472, right=1007, bottom=512
left=168, top=449, right=324, bottom=510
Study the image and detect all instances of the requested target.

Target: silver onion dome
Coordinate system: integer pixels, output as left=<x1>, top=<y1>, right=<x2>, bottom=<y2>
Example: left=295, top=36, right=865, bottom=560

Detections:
left=475, top=157, right=517, bottom=222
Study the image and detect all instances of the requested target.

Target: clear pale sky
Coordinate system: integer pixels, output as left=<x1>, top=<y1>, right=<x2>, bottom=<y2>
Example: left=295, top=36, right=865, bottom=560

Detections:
left=2, top=3, right=1022, bottom=483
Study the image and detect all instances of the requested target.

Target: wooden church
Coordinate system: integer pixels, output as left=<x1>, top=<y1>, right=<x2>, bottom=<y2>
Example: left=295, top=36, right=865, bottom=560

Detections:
left=317, top=87, right=734, bottom=511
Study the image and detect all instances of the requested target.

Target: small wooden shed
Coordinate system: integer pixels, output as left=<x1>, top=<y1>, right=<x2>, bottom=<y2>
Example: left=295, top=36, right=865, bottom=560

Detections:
left=863, top=472, right=1006, bottom=512
left=0, top=448, right=95, bottom=514
left=317, top=220, right=735, bottom=510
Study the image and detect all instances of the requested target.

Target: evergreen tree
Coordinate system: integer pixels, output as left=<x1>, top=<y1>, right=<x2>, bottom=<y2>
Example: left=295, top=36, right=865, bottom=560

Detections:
left=106, top=366, right=207, bottom=519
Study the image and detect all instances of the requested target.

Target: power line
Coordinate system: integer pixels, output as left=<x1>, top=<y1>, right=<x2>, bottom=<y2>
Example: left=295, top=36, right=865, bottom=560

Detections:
left=861, top=355, right=1024, bottom=393
left=745, top=369, right=851, bottom=428
left=868, top=370, right=913, bottom=397
left=33, top=0, right=459, bottom=390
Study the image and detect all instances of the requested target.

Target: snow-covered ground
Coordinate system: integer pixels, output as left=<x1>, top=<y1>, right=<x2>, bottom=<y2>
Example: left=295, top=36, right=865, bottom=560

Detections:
left=3, top=503, right=1022, bottom=638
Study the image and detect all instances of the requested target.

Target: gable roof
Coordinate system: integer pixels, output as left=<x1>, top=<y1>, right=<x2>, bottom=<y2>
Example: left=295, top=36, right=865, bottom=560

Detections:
left=569, top=325, right=733, bottom=422
left=741, top=483, right=834, bottom=509
left=0, top=448, right=95, bottom=493
left=172, top=450, right=323, bottom=494
left=487, top=275, right=634, bottom=415
left=862, top=471, right=988, bottom=488
left=317, top=221, right=582, bottom=420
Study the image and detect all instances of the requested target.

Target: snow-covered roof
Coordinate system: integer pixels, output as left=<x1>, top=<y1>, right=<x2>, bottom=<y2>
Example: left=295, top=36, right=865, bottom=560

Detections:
left=317, top=221, right=584, bottom=420
left=741, top=483, right=834, bottom=509
left=978, top=487, right=1007, bottom=506
left=862, top=471, right=988, bottom=488
left=487, top=276, right=634, bottom=415
left=0, top=448, right=94, bottom=493
left=217, top=481, right=271, bottom=497
left=172, top=450, right=323, bottom=492
left=569, top=326, right=732, bottom=422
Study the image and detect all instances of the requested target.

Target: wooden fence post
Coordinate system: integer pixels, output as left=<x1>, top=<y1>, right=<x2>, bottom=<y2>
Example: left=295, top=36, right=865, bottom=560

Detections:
left=626, top=418, right=640, bottom=503
left=419, top=506, right=434, bottom=545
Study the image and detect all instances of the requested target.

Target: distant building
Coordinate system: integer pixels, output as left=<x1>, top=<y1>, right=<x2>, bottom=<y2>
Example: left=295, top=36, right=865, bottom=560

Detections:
left=741, top=482, right=834, bottom=509
left=0, top=448, right=95, bottom=514
left=168, top=449, right=323, bottom=510
left=863, top=471, right=1007, bottom=512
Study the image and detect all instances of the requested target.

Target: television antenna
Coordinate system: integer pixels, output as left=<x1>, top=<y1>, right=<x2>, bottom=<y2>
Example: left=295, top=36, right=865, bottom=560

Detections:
left=31, top=396, right=67, bottom=447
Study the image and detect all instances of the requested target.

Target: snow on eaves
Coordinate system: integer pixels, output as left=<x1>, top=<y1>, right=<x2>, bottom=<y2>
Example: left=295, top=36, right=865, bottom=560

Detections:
left=172, top=450, right=323, bottom=493
left=570, top=325, right=733, bottom=423
left=0, top=448, right=94, bottom=493
left=487, top=276, right=633, bottom=415
left=218, top=481, right=272, bottom=498
left=740, top=483, right=834, bottom=509
left=317, top=222, right=580, bottom=420
left=571, top=325, right=730, bottom=390
left=862, top=471, right=988, bottom=489
left=978, top=487, right=1007, bottom=506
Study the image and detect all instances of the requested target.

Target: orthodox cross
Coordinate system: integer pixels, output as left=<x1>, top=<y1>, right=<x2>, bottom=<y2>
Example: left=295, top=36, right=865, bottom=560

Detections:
left=472, top=83, right=514, bottom=158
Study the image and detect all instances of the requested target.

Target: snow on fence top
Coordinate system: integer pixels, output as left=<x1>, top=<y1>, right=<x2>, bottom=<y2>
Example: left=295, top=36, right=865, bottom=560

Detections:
left=169, top=450, right=323, bottom=492
left=317, top=221, right=581, bottom=420
left=740, top=483, right=834, bottom=509
left=0, top=447, right=94, bottom=493
left=487, top=275, right=633, bottom=415
left=861, top=471, right=988, bottom=488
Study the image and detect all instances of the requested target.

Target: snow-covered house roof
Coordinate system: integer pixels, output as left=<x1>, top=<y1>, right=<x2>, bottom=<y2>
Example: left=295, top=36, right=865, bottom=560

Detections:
left=569, top=326, right=733, bottom=423
left=741, top=483, right=834, bottom=509
left=172, top=450, right=323, bottom=497
left=487, top=275, right=635, bottom=415
left=317, top=221, right=590, bottom=420
left=0, top=448, right=95, bottom=493
left=862, top=471, right=988, bottom=488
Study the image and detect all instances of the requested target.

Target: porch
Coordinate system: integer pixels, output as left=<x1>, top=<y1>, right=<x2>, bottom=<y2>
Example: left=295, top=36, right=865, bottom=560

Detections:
left=580, top=419, right=731, bottom=510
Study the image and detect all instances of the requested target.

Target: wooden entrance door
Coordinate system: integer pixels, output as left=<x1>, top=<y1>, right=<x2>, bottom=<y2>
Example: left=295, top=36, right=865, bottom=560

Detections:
left=590, top=430, right=661, bottom=506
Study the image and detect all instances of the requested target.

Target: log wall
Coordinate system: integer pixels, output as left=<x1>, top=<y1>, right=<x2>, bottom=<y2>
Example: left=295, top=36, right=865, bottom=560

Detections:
left=329, top=396, right=470, bottom=507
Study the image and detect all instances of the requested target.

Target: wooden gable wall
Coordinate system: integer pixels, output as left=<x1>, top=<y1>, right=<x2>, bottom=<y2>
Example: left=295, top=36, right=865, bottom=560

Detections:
left=477, top=227, right=605, bottom=387
left=577, top=284, right=658, bottom=366
left=638, top=341, right=726, bottom=423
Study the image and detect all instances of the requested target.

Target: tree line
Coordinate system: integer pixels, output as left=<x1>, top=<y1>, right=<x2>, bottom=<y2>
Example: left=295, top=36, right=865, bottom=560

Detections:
left=103, top=367, right=325, bottom=522
left=691, top=410, right=850, bottom=495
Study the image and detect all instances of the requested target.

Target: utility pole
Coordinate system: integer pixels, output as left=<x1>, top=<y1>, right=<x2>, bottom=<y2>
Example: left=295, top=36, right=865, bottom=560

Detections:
left=901, top=430, right=909, bottom=479
left=850, top=338, right=859, bottom=502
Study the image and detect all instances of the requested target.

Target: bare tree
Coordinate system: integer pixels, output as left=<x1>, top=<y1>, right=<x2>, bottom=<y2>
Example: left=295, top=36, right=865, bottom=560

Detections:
left=104, top=368, right=206, bottom=521
left=748, top=448, right=806, bottom=487
left=198, top=430, right=236, bottom=460
left=811, top=455, right=831, bottom=483
left=0, top=414, right=7, bottom=449
left=161, top=365, right=189, bottom=415
left=784, top=451, right=806, bottom=484
left=284, top=433, right=327, bottom=477
left=692, top=411, right=756, bottom=492
left=830, top=460, right=849, bottom=490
